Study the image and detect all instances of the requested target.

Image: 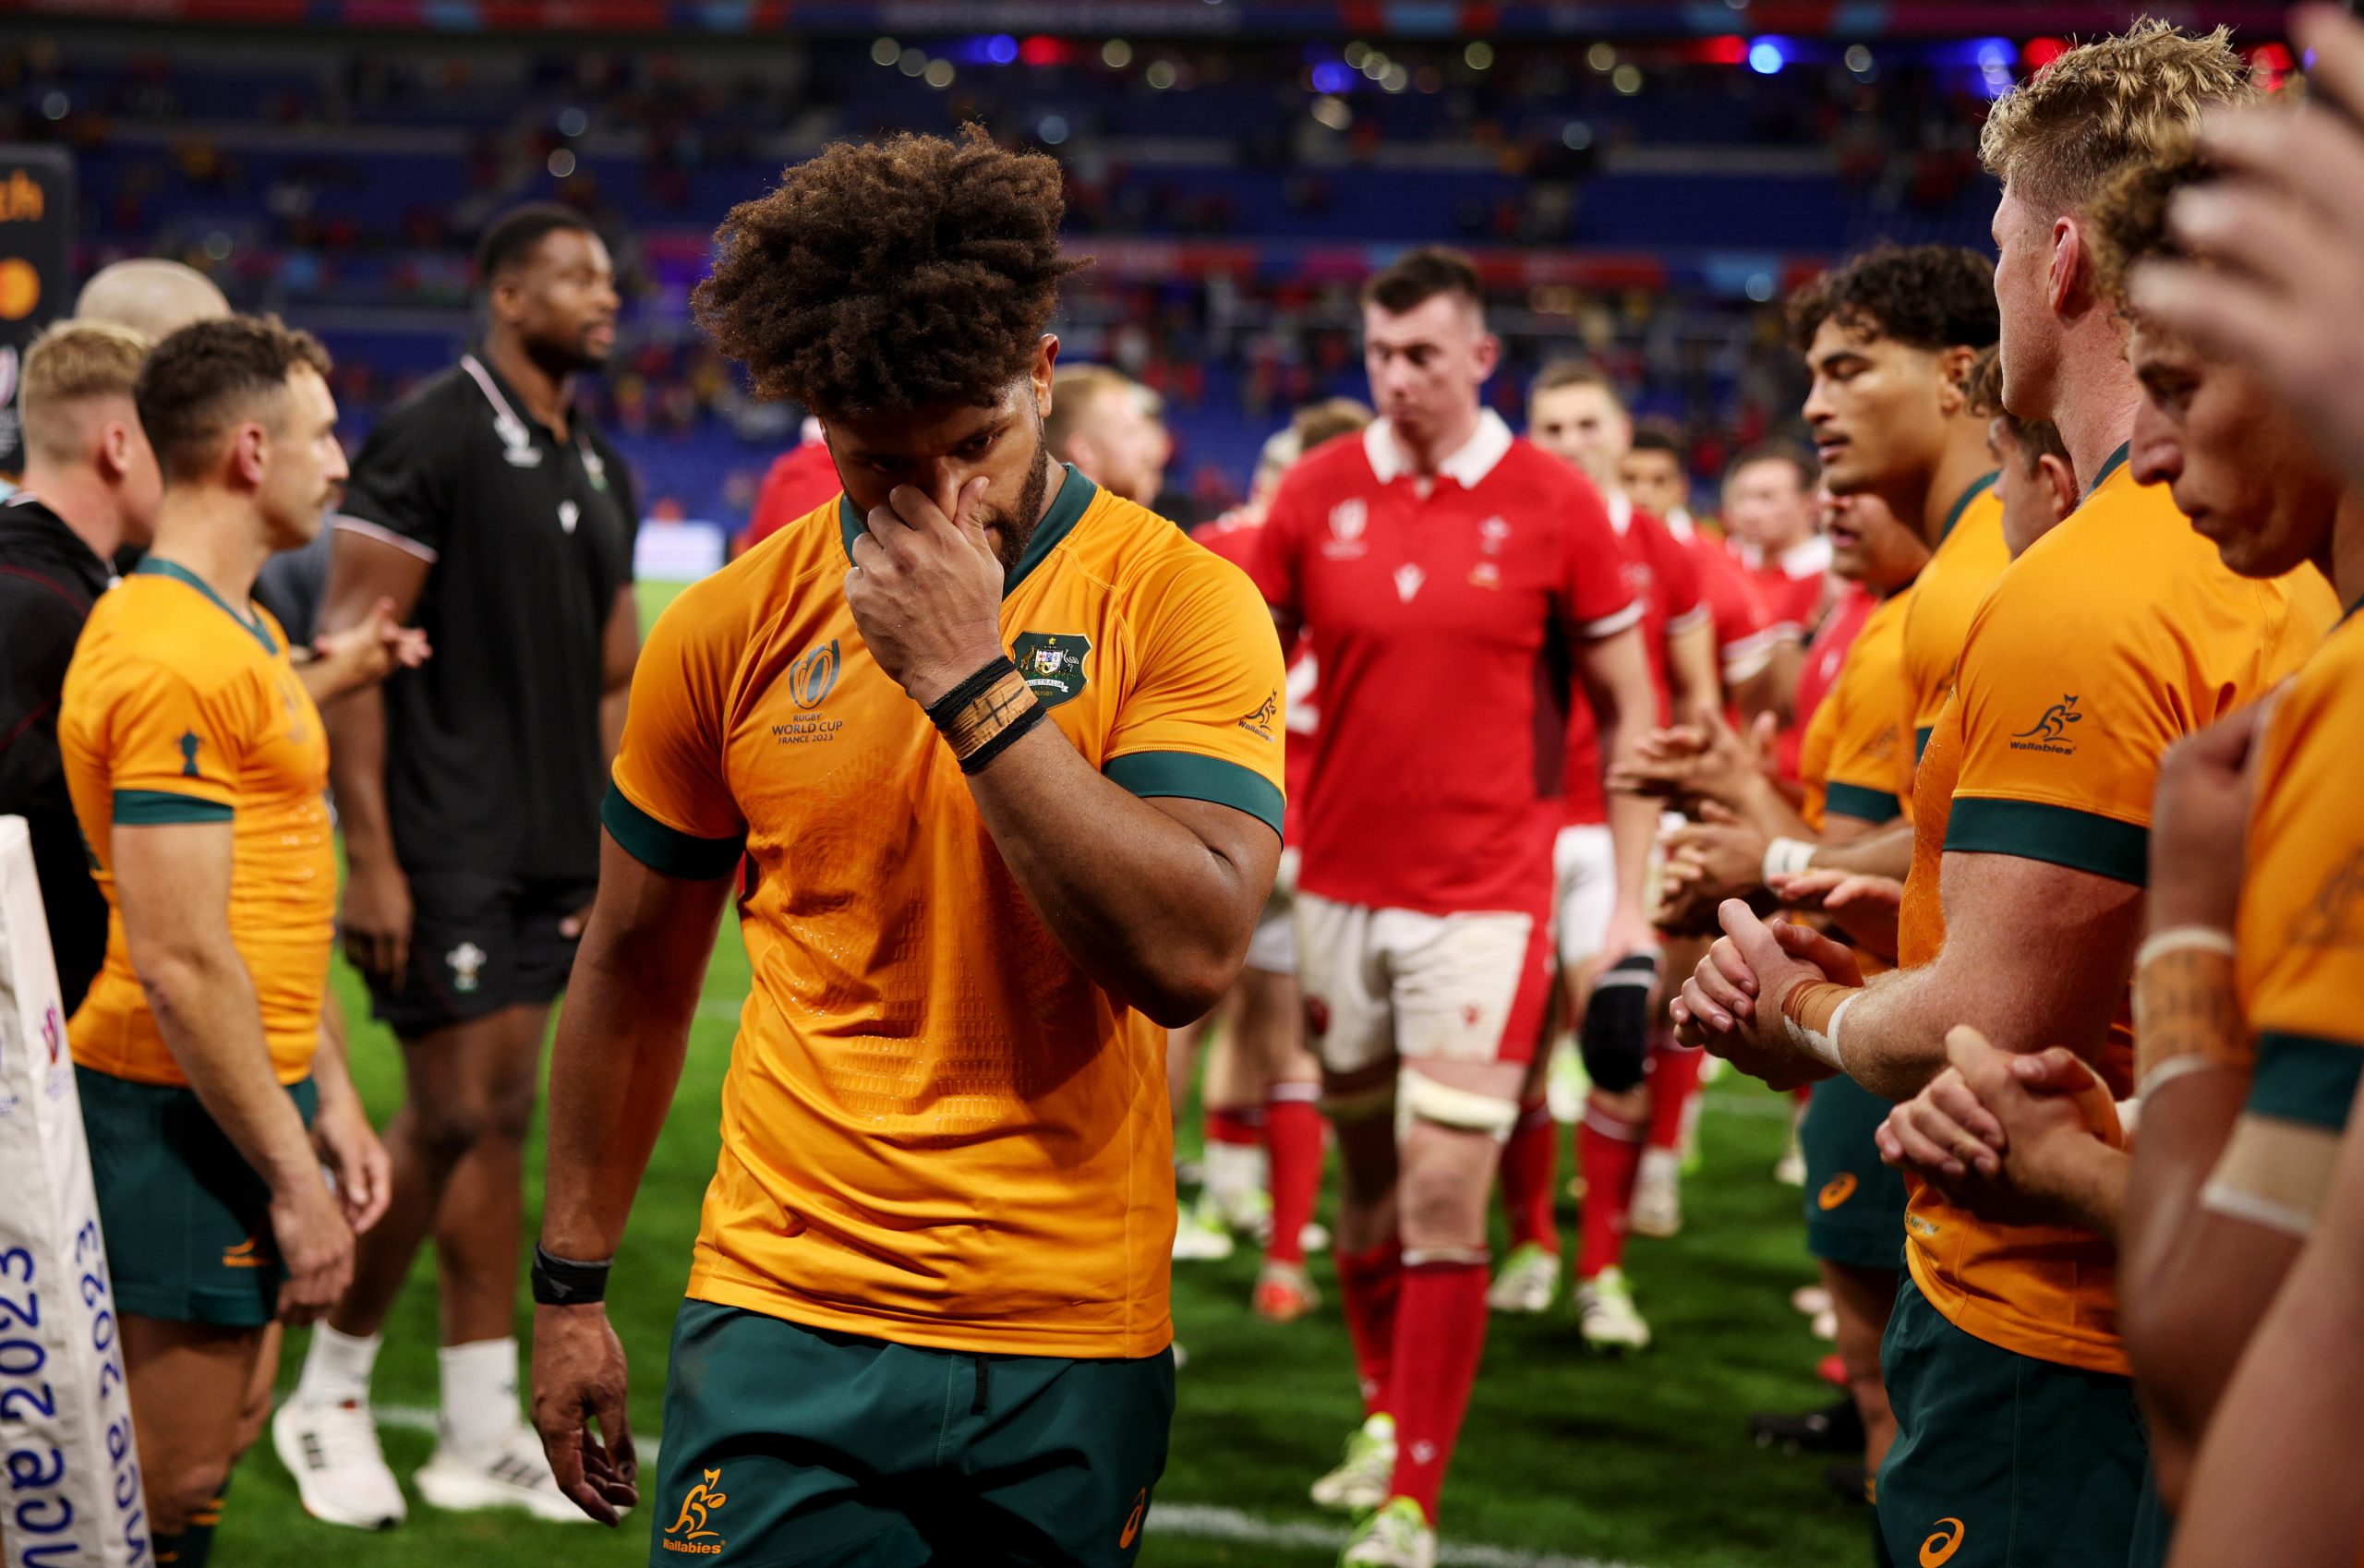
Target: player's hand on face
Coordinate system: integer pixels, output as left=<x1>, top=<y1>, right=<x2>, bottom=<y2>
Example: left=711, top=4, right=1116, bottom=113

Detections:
left=533, top=1303, right=639, bottom=1526
left=312, top=1086, right=392, bottom=1235
left=2149, top=700, right=2274, bottom=935
left=845, top=476, right=1011, bottom=708
left=341, top=857, right=413, bottom=987
left=270, top=1171, right=355, bottom=1325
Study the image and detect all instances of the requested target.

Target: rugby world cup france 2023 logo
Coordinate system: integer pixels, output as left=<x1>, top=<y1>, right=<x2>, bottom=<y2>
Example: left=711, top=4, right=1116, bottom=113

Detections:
left=790, top=640, right=840, bottom=709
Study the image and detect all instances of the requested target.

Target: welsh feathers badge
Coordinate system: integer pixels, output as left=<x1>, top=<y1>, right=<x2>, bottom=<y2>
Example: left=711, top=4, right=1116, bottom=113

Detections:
left=1013, top=632, right=1092, bottom=709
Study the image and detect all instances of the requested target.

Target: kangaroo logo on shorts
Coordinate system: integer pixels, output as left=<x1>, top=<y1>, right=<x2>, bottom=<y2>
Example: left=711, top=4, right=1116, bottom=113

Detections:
left=1013, top=633, right=1092, bottom=708
left=788, top=640, right=840, bottom=710
left=2008, top=694, right=2083, bottom=754
left=663, top=1467, right=729, bottom=1555
left=448, top=942, right=487, bottom=995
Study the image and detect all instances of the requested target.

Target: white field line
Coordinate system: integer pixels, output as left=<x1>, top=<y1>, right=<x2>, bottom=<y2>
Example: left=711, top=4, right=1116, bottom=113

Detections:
left=371, top=1406, right=1647, bottom=1566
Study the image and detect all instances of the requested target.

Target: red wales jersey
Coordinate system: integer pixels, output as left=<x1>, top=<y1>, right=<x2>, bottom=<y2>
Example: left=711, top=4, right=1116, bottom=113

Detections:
left=1744, top=533, right=1836, bottom=640
left=1563, top=490, right=1705, bottom=827
left=1665, top=512, right=1777, bottom=688
left=1248, top=413, right=1639, bottom=916
left=1791, top=582, right=1877, bottom=737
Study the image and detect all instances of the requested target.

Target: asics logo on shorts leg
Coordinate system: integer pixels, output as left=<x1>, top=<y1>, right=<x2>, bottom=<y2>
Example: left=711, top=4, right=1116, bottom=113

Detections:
left=1118, top=1488, right=1147, bottom=1549
left=1919, top=1516, right=1966, bottom=1566
left=1818, top=1173, right=1859, bottom=1211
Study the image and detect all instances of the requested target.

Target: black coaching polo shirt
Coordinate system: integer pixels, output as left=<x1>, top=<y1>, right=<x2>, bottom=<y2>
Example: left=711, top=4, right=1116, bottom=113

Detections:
left=0, top=493, right=119, bottom=1012
left=336, top=355, right=638, bottom=883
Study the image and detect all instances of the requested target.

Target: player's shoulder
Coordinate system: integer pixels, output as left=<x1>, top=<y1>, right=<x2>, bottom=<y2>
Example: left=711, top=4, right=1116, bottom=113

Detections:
left=78, top=575, right=268, bottom=699
left=2274, top=603, right=2364, bottom=730
left=666, top=496, right=845, bottom=645
left=1084, top=489, right=1250, bottom=593
left=363, top=364, right=481, bottom=439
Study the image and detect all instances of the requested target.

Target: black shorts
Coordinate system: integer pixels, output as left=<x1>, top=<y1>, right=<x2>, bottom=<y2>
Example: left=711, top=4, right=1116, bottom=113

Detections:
left=366, top=870, right=596, bottom=1036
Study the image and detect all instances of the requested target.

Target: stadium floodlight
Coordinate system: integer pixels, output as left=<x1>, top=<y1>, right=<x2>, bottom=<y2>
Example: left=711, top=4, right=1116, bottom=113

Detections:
left=1747, top=38, right=1785, bottom=75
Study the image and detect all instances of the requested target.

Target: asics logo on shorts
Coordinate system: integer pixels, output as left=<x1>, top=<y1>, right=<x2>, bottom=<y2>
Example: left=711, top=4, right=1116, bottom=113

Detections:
left=1919, top=1516, right=1966, bottom=1566
left=1818, top=1173, right=1859, bottom=1211
left=1118, top=1489, right=1147, bottom=1549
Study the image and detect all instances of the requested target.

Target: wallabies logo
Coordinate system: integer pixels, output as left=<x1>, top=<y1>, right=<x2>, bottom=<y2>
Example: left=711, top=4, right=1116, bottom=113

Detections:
left=2009, top=694, right=2083, bottom=754
left=789, top=641, right=840, bottom=710
left=664, top=1468, right=730, bottom=1554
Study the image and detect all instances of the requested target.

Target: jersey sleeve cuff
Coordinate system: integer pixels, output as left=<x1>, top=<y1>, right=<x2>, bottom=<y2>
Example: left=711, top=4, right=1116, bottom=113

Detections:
left=1665, top=603, right=1711, bottom=637
left=1823, top=782, right=1900, bottom=825
left=2249, top=1031, right=2364, bottom=1131
left=1104, top=751, right=1285, bottom=838
left=1578, top=600, right=1645, bottom=640
left=1943, top=797, right=2148, bottom=885
left=112, top=789, right=233, bottom=825
left=601, top=782, right=745, bottom=880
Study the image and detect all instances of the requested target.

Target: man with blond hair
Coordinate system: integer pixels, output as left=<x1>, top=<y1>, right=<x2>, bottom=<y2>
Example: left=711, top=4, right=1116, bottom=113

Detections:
left=0, top=320, right=163, bottom=1012
left=1671, top=23, right=2334, bottom=1566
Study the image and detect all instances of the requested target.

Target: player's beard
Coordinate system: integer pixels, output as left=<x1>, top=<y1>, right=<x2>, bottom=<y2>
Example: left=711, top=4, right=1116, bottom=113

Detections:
left=525, top=321, right=611, bottom=379
left=972, top=437, right=1052, bottom=574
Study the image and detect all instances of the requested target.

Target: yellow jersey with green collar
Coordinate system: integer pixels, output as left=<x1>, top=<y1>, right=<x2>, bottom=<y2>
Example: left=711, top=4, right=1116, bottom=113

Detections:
left=2236, top=600, right=2364, bottom=1140
left=606, top=467, right=1286, bottom=1358
left=1896, top=444, right=2335, bottom=1373
left=1899, top=472, right=2008, bottom=768
left=1799, top=586, right=1914, bottom=834
left=59, top=560, right=334, bottom=1087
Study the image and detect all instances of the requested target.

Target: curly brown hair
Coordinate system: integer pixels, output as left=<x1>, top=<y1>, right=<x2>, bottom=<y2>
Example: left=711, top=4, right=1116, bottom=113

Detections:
left=1787, top=245, right=1998, bottom=355
left=2085, top=136, right=2213, bottom=316
left=693, top=127, right=1087, bottom=422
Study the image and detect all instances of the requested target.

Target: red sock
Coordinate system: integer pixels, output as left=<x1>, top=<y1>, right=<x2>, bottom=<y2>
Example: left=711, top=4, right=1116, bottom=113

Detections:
left=1204, top=1103, right=1264, bottom=1147
left=1499, top=1099, right=1561, bottom=1254
left=1576, top=1106, right=1647, bottom=1280
left=1263, top=1086, right=1325, bottom=1267
left=1335, top=1242, right=1403, bottom=1417
left=1646, top=1041, right=1706, bottom=1154
left=1387, top=1259, right=1491, bottom=1522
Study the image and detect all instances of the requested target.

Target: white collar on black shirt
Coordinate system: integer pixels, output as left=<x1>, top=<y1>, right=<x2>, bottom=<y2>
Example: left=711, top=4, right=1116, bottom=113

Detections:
left=1363, top=409, right=1514, bottom=490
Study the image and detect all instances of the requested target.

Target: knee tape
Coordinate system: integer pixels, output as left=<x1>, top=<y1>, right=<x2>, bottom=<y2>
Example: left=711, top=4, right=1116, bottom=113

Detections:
left=1395, top=1067, right=1520, bottom=1143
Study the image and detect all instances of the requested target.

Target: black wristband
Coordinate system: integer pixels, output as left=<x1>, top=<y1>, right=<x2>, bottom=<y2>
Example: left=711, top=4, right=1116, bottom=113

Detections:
left=531, top=1243, right=611, bottom=1307
left=959, top=700, right=1049, bottom=774
left=923, top=656, right=1020, bottom=730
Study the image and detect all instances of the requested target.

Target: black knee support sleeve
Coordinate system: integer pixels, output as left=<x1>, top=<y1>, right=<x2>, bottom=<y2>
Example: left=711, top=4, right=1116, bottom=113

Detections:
left=1580, top=951, right=1659, bottom=1094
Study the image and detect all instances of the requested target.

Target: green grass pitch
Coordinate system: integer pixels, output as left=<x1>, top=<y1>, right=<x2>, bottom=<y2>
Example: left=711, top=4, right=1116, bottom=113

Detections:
left=205, top=582, right=1871, bottom=1567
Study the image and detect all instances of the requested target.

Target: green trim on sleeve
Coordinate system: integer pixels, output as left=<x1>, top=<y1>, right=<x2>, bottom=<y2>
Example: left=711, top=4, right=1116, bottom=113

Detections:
left=112, top=789, right=234, bottom=826
left=2249, top=1032, right=2364, bottom=1131
left=1943, top=797, right=2148, bottom=885
left=1824, top=782, right=1900, bottom=826
left=601, top=783, right=745, bottom=880
left=1104, top=751, right=1285, bottom=838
